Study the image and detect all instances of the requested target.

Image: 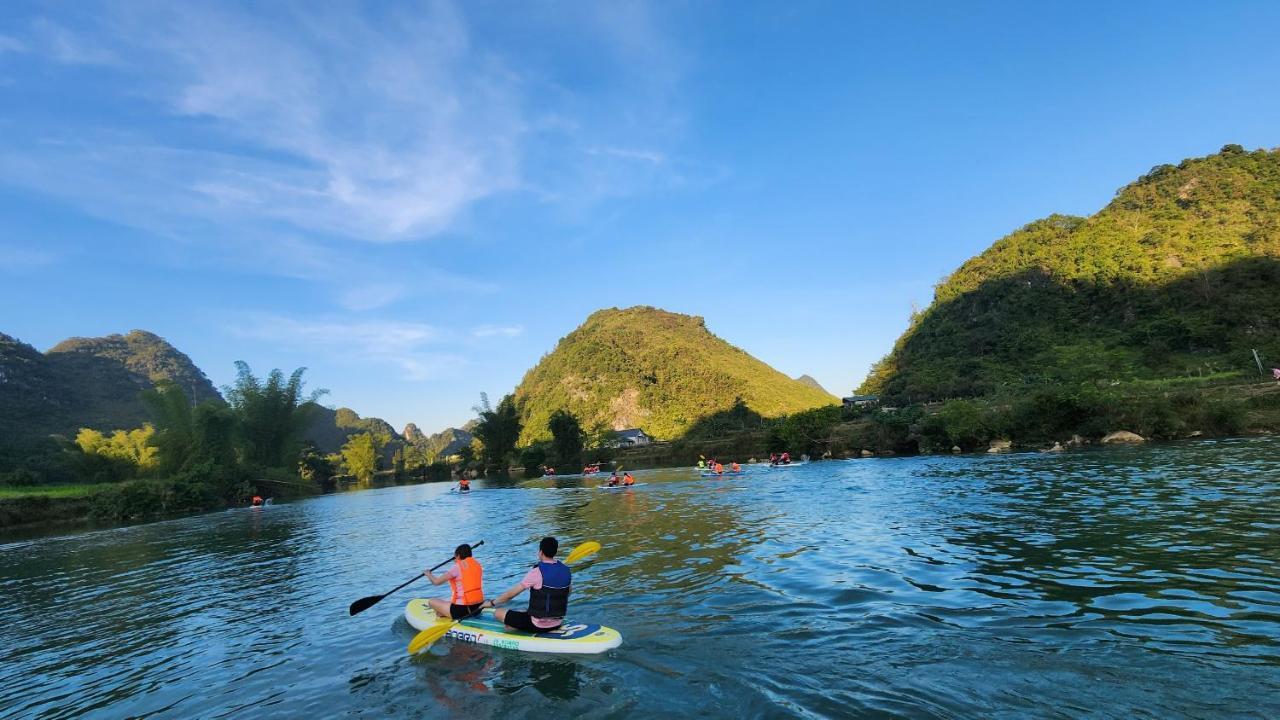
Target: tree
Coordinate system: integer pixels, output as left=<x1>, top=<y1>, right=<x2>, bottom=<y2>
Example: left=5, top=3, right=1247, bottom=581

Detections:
left=142, top=382, right=199, bottom=474
left=341, top=432, right=382, bottom=482
left=224, top=362, right=326, bottom=468
left=298, top=442, right=336, bottom=491
left=74, top=425, right=159, bottom=481
left=547, top=409, right=584, bottom=466
left=471, top=392, right=522, bottom=472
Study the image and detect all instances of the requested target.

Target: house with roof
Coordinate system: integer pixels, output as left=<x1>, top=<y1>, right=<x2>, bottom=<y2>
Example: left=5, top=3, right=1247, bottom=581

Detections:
left=610, top=428, right=653, bottom=448
left=842, top=394, right=879, bottom=409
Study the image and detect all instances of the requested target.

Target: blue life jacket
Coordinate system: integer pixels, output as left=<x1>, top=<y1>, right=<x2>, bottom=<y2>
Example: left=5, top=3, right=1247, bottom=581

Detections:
left=528, top=561, right=571, bottom=619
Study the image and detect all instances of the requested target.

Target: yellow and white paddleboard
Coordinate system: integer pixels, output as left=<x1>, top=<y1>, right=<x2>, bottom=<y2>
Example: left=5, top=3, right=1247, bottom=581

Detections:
left=405, top=599, right=622, bottom=655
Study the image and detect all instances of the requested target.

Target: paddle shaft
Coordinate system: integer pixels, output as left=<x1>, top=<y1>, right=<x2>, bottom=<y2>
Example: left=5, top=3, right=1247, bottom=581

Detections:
left=350, top=539, right=483, bottom=616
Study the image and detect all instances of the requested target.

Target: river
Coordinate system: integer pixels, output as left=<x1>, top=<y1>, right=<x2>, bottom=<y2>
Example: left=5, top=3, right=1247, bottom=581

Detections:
left=2, top=438, right=1279, bottom=718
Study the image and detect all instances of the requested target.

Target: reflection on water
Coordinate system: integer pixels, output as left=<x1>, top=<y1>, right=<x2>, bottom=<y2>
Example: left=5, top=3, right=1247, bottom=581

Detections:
left=2, top=438, right=1279, bottom=718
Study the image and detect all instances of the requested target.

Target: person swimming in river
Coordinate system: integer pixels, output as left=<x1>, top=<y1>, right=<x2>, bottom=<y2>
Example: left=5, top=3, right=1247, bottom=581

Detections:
left=424, top=543, right=485, bottom=622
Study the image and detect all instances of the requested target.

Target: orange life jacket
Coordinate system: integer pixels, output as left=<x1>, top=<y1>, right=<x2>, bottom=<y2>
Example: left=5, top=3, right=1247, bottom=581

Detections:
left=731, top=463, right=740, bottom=472
left=714, top=463, right=723, bottom=473
left=459, top=478, right=470, bottom=488
left=449, top=557, right=484, bottom=605
left=251, top=496, right=263, bottom=506
left=623, top=473, right=634, bottom=485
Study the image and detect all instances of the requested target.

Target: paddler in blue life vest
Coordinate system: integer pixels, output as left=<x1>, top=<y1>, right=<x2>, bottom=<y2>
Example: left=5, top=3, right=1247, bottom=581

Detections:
left=484, top=536, right=571, bottom=633
left=424, top=543, right=485, bottom=621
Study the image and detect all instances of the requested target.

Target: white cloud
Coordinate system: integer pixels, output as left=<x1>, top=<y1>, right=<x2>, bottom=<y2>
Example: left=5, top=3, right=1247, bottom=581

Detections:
left=471, top=324, right=523, bottom=338
left=0, top=35, right=25, bottom=53
left=119, top=1, right=522, bottom=241
left=228, top=314, right=462, bottom=381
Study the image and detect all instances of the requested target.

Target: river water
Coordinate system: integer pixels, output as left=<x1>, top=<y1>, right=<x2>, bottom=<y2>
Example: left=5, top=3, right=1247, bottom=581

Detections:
left=2, top=438, right=1279, bottom=719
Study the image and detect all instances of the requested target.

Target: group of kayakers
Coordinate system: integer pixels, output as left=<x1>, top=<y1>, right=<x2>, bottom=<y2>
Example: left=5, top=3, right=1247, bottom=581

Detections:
left=423, top=537, right=572, bottom=635
left=769, top=452, right=792, bottom=466
left=605, top=470, right=636, bottom=487
left=696, top=458, right=742, bottom=475
left=582, top=462, right=603, bottom=475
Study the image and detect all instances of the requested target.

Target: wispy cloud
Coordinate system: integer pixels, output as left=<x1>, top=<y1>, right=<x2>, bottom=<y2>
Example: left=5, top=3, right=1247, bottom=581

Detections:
left=0, top=35, right=25, bottom=53
left=0, top=244, right=58, bottom=273
left=471, top=324, right=523, bottom=338
left=338, top=284, right=407, bottom=312
left=29, top=18, right=118, bottom=65
left=228, top=314, right=462, bottom=381
left=587, top=146, right=666, bottom=165
left=0, top=1, right=697, bottom=241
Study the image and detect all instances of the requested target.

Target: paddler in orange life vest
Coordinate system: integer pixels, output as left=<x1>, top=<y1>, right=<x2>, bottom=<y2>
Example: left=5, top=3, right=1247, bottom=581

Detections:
left=714, top=461, right=724, bottom=475
left=484, top=536, right=571, bottom=634
left=251, top=495, right=264, bottom=507
left=458, top=477, right=471, bottom=492
left=623, top=472, right=635, bottom=486
left=730, top=462, right=741, bottom=474
left=425, top=543, right=485, bottom=621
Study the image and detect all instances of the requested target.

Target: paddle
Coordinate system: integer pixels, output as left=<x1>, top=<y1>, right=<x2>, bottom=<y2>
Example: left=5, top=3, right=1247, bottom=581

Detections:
left=349, top=540, right=484, bottom=616
left=407, top=540, right=601, bottom=655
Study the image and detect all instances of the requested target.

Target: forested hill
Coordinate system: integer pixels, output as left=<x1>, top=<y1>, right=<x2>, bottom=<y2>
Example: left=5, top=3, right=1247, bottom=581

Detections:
left=1, top=330, right=220, bottom=447
left=860, top=145, right=1280, bottom=402
left=513, top=306, right=838, bottom=444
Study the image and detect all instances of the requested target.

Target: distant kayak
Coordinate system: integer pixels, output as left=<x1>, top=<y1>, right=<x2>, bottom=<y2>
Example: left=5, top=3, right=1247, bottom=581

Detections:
left=700, top=471, right=742, bottom=477
left=405, top=600, right=622, bottom=655
left=598, top=483, right=644, bottom=490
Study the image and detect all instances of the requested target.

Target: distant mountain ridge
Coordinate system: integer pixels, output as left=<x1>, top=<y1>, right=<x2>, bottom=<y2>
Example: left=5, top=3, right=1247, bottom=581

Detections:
left=1, top=330, right=220, bottom=449
left=404, top=423, right=473, bottom=460
left=861, top=145, right=1280, bottom=401
left=794, top=374, right=830, bottom=395
left=513, top=306, right=838, bottom=444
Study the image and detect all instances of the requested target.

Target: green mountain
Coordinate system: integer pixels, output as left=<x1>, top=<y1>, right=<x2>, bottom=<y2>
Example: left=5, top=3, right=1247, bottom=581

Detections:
left=861, top=145, right=1280, bottom=402
left=795, top=374, right=831, bottom=395
left=302, top=406, right=404, bottom=455
left=1, top=330, right=220, bottom=449
left=403, top=423, right=474, bottom=460
left=513, top=306, right=838, bottom=444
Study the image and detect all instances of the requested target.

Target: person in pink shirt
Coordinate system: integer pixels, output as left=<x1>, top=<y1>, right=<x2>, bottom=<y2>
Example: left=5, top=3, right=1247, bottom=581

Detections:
left=483, top=537, right=572, bottom=633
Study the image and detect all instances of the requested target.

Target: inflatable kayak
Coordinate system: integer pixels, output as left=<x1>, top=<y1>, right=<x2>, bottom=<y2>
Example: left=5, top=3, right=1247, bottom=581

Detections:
left=598, top=483, right=643, bottom=490
left=405, top=600, right=622, bottom=654
left=699, top=471, right=742, bottom=477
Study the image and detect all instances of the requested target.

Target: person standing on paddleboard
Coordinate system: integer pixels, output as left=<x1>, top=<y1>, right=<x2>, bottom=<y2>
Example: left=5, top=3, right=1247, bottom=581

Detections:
left=484, top=537, right=570, bottom=633
left=424, top=543, right=485, bottom=621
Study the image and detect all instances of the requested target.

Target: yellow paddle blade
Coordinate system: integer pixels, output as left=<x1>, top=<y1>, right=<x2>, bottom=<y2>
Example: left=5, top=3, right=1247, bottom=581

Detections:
left=564, top=541, right=601, bottom=565
left=407, top=621, right=454, bottom=655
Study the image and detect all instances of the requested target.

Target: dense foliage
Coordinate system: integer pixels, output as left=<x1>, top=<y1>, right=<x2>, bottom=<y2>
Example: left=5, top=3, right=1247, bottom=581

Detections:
left=514, top=306, right=837, bottom=444
left=225, top=362, right=326, bottom=467
left=340, top=432, right=382, bottom=483
left=547, top=410, right=584, bottom=467
left=471, top=393, right=522, bottom=470
left=0, top=330, right=220, bottom=471
left=862, top=146, right=1280, bottom=403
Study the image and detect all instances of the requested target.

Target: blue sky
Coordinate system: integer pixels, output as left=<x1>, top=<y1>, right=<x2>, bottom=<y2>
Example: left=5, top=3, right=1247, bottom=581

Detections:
left=3, top=1, right=1280, bottom=433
